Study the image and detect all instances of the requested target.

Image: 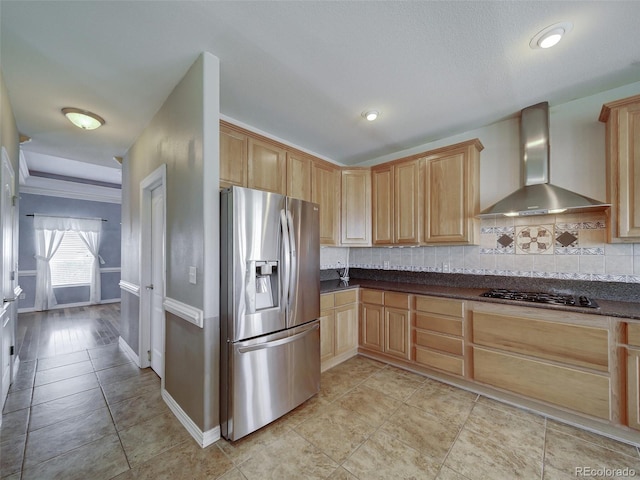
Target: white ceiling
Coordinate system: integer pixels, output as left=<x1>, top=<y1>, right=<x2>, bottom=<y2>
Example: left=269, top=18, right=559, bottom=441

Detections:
left=2, top=1, right=640, bottom=178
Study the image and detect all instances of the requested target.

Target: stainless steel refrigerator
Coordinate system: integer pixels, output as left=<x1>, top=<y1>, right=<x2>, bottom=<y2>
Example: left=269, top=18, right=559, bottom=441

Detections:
left=220, top=186, right=320, bottom=441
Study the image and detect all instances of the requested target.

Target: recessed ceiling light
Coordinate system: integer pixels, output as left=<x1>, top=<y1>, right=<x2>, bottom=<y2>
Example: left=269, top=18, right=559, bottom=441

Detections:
left=61, top=107, right=105, bottom=130
left=529, top=22, right=573, bottom=50
left=362, top=110, right=380, bottom=121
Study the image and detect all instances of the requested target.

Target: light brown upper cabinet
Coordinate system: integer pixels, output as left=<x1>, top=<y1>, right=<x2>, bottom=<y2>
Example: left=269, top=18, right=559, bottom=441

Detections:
left=286, top=153, right=312, bottom=202
left=247, top=137, right=287, bottom=195
left=371, top=165, right=394, bottom=244
left=422, top=139, right=482, bottom=244
left=600, top=94, right=640, bottom=242
left=219, top=122, right=248, bottom=189
left=371, top=160, right=420, bottom=245
left=312, top=160, right=341, bottom=245
left=341, top=169, right=371, bottom=246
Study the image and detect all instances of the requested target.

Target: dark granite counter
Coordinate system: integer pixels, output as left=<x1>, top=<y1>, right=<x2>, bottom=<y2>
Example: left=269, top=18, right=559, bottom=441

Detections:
left=320, top=269, right=640, bottom=320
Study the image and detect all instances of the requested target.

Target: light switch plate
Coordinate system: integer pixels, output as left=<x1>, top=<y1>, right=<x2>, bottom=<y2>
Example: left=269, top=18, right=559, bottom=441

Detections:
left=189, top=266, right=197, bottom=284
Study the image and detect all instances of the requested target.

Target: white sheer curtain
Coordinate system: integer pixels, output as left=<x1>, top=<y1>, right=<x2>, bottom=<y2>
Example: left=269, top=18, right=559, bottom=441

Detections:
left=77, top=227, right=103, bottom=305
left=33, top=215, right=103, bottom=310
left=34, top=222, right=65, bottom=311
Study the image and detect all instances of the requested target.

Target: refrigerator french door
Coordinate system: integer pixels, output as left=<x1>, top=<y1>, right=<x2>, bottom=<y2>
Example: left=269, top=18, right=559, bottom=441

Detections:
left=220, top=186, right=320, bottom=441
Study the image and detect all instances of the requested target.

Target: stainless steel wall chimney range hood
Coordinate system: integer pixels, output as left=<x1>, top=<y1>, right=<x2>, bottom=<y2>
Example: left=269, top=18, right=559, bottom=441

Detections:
left=478, top=102, right=610, bottom=218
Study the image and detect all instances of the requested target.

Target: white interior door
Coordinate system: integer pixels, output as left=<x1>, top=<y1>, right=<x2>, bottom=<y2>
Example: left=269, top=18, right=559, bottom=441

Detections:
left=1, top=151, right=16, bottom=405
left=150, top=185, right=165, bottom=377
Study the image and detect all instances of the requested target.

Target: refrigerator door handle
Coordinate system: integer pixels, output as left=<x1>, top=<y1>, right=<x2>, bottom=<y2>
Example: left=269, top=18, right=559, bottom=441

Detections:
left=286, top=209, right=296, bottom=308
left=279, top=209, right=291, bottom=305
left=237, top=322, right=319, bottom=353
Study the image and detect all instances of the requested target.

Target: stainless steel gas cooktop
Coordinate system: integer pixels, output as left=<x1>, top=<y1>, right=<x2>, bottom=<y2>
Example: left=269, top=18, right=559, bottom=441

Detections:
left=480, top=289, right=599, bottom=309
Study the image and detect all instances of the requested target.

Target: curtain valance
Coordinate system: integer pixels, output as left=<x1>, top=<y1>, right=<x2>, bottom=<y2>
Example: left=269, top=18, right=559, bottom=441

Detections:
left=34, top=214, right=102, bottom=233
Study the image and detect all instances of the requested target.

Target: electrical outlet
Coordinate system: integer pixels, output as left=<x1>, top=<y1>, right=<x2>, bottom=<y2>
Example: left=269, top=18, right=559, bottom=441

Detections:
left=442, top=263, right=450, bottom=273
left=19, top=292, right=25, bottom=300
left=189, top=266, right=197, bottom=285
left=383, top=261, right=390, bottom=270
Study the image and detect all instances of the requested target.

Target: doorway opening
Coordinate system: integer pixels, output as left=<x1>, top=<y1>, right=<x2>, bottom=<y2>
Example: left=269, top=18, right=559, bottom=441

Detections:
left=139, top=165, right=166, bottom=380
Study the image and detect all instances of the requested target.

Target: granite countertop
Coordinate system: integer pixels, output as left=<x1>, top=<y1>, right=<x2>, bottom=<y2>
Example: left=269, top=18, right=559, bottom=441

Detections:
left=320, top=278, right=640, bottom=320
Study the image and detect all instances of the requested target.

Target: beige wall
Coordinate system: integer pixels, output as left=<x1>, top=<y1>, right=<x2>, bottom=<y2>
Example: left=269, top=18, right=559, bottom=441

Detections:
left=122, top=52, right=220, bottom=431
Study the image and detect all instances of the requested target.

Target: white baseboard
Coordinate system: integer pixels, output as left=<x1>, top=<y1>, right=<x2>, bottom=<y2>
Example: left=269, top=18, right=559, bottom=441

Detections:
left=161, top=388, right=220, bottom=448
left=12, top=356, right=20, bottom=383
left=18, top=298, right=121, bottom=314
left=118, top=337, right=140, bottom=367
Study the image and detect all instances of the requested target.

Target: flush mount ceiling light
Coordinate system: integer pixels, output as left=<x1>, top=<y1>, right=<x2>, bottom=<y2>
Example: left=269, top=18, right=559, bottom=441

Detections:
left=362, top=110, right=380, bottom=122
left=529, top=22, right=573, bottom=49
left=61, top=107, right=105, bottom=130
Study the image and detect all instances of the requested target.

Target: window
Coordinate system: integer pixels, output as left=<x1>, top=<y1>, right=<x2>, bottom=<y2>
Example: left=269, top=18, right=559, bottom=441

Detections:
left=50, top=231, right=93, bottom=287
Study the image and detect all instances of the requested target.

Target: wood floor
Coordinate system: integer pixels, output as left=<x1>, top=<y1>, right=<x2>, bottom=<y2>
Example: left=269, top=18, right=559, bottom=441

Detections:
left=15, top=304, right=120, bottom=361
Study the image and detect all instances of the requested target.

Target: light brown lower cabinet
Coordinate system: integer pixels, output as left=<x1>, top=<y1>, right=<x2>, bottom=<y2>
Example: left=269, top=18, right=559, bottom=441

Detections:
left=359, top=290, right=410, bottom=360
left=412, top=295, right=465, bottom=376
left=360, top=302, right=384, bottom=352
left=627, top=348, right=640, bottom=430
left=320, top=290, right=358, bottom=371
left=320, top=308, right=335, bottom=362
left=385, top=307, right=411, bottom=359
left=473, top=347, right=611, bottom=420
left=472, top=311, right=609, bottom=371
left=625, top=322, right=640, bottom=430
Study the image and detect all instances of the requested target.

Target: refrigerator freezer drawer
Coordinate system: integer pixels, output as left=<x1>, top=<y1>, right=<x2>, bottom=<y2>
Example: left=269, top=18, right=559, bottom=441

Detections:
left=224, top=320, right=320, bottom=441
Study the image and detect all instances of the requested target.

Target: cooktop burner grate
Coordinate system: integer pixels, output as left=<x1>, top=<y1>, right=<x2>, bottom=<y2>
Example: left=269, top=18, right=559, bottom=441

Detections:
left=480, top=289, right=599, bottom=308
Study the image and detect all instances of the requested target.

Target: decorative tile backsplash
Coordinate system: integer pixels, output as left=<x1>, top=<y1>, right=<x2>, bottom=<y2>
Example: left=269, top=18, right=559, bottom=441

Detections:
left=325, top=212, right=640, bottom=283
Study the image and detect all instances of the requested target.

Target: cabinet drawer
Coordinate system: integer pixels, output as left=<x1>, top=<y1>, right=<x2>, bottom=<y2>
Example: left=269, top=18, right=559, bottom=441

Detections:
left=415, top=313, right=462, bottom=336
left=385, top=292, right=410, bottom=309
left=472, top=311, right=609, bottom=372
left=320, top=293, right=334, bottom=310
left=473, top=347, right=610, bottom=420
left=335, top=289, right=357, bottom=306
left=361, top=289, right=384, bottom=305
left=414, top=296, right=464, bottom=318
left=415, top=331, right=463, bottom=356
left=415, top=347, right=463, bottom=376
left=628, top=323, right=640, bottom=347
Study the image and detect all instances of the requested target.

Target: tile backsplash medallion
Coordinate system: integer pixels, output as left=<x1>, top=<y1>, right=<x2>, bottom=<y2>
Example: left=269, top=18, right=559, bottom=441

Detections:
left=321, top=212, right=640, bottom=283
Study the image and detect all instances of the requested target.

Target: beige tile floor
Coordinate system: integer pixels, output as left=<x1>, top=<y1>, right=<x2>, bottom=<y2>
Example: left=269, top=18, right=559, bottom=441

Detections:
left=2, top=350, right=640, bottom=479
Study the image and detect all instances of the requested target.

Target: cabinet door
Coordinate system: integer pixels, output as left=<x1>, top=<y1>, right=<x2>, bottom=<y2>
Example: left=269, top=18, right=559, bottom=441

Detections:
left=394, top=160, right=420, bottom=244
left=371, top=165, right=394, bottom=244
left=335, top=304, right=358, bottom=356
left=361, top=303, right=384, bottom=352
left=628, top=348, right=640, bottom=430
left=424, top=152, right=466, bottom=242
left=312, top=161, right=340, bottom=245
left=616, top=102, right=640, bottom=239
left=247, top=137, right=287, bottom=194
left=287, top=153, right=312, bottom=202
left=219, top=125, right=248, bottom=189
left=423, top=142, right=480, bottom=245
left=473, top=346, right=610, bottom=420
left=385, top=307, right=411, bottom=360
left=320, top=309, right=335, bottom=362
left=341, top=169, right=371, bottom=245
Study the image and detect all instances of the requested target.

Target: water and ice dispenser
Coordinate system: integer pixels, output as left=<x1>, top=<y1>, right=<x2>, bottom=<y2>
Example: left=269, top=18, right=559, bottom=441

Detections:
left=247, top=260, right=279, bottom=312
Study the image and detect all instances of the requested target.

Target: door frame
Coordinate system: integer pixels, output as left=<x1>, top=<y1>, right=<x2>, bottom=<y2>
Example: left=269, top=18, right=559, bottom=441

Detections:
left=139, top=164, right=167, bottom=380
left=1, top=147, right=17, bottom=411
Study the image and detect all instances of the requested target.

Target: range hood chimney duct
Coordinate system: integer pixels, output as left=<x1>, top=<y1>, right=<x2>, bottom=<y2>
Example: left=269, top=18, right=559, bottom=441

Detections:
left=478, top=102, right=609, bottom=218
